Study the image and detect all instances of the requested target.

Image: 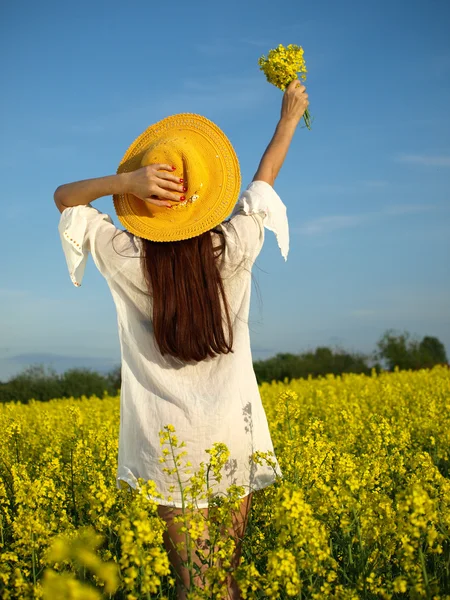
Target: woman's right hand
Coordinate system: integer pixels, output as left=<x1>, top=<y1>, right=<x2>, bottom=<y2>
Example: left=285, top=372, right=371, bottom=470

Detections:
left=280, top=78, right=309, bottom=124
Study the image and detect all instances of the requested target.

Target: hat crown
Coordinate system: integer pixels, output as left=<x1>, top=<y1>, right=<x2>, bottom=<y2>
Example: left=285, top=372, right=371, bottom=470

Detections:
left=141, top=137, right=206, bottom=197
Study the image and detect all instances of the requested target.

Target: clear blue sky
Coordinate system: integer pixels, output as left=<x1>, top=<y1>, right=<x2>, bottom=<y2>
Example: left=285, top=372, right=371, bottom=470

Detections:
left=1, top=0, right=449, bottom=380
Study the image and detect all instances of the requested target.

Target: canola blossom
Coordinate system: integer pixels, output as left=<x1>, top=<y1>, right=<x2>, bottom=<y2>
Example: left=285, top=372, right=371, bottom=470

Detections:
left=258, top=43, right=313, bottom=130
left=0, top=366, right=449, bottom=598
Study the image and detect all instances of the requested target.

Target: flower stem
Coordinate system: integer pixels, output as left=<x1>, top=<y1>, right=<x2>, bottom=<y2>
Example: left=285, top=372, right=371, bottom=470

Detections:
left=167, top=432, right=194, bottom=591
left=303, top=108, right=312, bottom=130
left=31, top=532, right=36, bottom=586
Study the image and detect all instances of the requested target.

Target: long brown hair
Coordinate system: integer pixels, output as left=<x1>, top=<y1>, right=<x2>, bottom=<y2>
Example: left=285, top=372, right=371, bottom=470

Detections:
left=139, top=227, right=234, bottom=363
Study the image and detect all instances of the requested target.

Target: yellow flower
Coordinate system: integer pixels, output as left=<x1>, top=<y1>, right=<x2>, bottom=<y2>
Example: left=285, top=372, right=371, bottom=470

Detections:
left=1, top=365, right=449, bottom=598
left=259, top=43, right=312, bottom=129
left=258, top=43, right=307, bottom=91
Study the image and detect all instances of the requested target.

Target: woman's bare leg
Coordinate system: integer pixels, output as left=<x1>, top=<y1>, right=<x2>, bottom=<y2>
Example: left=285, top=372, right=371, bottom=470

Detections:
left=157, top=492, right=253, bottom=600
left=221, top=492, right=253, bottom=599
left=157, top=503, right=209, bottom=599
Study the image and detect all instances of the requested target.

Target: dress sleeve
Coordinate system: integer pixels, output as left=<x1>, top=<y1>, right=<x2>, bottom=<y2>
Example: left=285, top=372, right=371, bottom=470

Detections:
left=58, top=203, right=126, bottom=287
left=225, top=180, right=289, bottom=262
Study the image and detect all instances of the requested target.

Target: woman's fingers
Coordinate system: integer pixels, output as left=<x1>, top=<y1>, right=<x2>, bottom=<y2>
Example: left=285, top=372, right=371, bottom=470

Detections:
left=157, top=178, right=185, bottom=192
left=153, top=163, right=175, bottom=172
left=157, top=170, right=185, bottom=185
left=154, top=185, right=184, bottom=202
left=145, top=197, right=173, bottom=208
left=139, top=164, right=186, bottom=203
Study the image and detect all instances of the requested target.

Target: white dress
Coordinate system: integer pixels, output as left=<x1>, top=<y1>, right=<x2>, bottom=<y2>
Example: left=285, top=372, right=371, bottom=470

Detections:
left=58, top=180, right=289, bottom=508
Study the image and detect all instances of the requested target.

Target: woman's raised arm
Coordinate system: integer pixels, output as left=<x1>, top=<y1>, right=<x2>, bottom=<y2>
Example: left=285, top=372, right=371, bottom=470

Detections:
left=253, top=78, right=309, bottom=187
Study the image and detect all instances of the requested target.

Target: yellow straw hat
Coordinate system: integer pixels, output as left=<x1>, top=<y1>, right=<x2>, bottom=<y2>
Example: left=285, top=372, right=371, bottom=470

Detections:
left=112, top=113, right=241, bottom=242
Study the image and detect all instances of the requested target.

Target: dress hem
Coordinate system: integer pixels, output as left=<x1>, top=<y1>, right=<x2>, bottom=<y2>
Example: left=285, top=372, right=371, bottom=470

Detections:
left=116, top=474, right=282, bottom=509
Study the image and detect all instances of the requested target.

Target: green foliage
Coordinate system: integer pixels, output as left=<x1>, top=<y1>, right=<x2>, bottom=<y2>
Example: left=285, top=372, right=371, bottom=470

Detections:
left=253, top=346, right=377, bottom=385
left=375, top=329, right=448, bottom=371
left=0, top=365, right=62, bottom=404
left=0, top=364, right=119, bottom=404
left=419, top=335, right=448, bottom=367
left=59, top=368, right=113, bottom=399
left=104, top=365, right=121, bottom=395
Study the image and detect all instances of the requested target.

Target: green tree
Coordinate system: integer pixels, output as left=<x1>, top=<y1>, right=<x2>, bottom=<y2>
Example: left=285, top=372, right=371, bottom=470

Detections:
left=59, top=368, right=112, bottom=399
left=253, top=346, right=375, bottom=384
left=419, top=336, right=448, bottom=367
left=375, top=330, right=448, bottom=371
left=0, top=364, right=120, bottom=404
left=0, top=365, right=61, bottom=403
left=105, top=365, right=122, bottom=394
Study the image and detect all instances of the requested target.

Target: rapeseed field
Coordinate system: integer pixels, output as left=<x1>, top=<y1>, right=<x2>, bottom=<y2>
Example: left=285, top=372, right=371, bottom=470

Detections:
left=0, top=366, right=449, bottom=599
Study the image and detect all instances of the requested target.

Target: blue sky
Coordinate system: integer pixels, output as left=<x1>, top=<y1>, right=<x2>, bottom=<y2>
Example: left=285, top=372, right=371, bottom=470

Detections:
left=1, top=0, right=449, bottom=380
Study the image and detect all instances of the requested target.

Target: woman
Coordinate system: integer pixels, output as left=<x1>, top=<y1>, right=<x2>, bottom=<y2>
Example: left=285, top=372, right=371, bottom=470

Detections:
left=55, top=78, right=308, bottom=599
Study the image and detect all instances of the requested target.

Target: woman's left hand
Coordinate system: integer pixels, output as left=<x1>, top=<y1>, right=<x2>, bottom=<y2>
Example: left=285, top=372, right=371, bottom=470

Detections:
left=123, top=164, right=186, bottom=207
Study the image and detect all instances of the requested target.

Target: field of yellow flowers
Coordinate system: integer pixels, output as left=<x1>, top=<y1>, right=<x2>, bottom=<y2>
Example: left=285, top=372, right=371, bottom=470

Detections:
left=0, top=366, right=449, bottom=599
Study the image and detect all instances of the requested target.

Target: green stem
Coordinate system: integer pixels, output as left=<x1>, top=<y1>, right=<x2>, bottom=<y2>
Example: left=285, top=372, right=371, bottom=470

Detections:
left=70, top=447, right=78, bottom=527
left=15, top=435, right=20, bottom=463
left=284, top=396, right=293, bottom=441
left=303, top=108, right=312, bottom=130
left=419, top=546, right=430, bottom=593
left=0, top=514, right=4, bottom=547
left=31, top=532, right=37, bottom=586
left=168, top=432, right=194, bottom=592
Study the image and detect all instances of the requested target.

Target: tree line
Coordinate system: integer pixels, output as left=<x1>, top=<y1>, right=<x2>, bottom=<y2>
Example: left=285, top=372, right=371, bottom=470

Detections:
left=1, top=330, right=447, bottom=404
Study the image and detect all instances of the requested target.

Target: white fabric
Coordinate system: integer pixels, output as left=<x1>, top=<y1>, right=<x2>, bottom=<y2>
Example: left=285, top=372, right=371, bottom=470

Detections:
left=229, top=180, right=289, bottom=261
left=58, top=180, right=288, bottom=508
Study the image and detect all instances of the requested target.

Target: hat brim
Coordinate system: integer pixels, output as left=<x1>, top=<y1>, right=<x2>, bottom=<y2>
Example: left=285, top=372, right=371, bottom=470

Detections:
left=112, top=113, right=241, bottom=242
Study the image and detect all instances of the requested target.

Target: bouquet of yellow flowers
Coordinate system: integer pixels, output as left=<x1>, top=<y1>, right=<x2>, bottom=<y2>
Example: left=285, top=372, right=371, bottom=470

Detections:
left=258, top=43, right=312, bottom=130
